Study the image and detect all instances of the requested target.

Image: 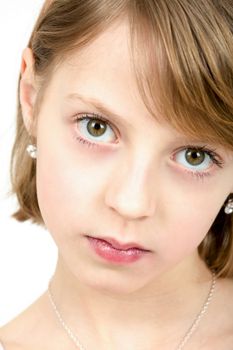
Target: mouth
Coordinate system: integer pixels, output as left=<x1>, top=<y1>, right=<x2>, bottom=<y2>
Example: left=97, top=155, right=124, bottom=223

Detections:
left=85, top=235, right=152, bottom=264
left=85, top=235, right=151, bottom=252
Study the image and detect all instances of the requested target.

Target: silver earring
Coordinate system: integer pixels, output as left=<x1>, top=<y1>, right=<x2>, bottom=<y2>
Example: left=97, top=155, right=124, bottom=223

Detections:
left=224, top=198, right=233, bottom=215
left=26, top=144, right=37, bottom=159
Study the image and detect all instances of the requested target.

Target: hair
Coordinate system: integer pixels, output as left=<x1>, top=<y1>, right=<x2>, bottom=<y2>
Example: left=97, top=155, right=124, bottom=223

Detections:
left=10, top=0, right=233, bottom=277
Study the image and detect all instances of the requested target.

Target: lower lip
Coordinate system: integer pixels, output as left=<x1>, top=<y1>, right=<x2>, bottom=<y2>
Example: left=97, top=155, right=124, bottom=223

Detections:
left=86, top=236, right=150, bottom=264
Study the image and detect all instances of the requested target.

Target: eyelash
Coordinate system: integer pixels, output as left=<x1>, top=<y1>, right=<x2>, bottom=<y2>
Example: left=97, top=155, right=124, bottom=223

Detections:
left=73, top=113, right=116, bottom=148
left=72, top=113, right=224, bottom=181
left=172, top=145, right=224, bottom=181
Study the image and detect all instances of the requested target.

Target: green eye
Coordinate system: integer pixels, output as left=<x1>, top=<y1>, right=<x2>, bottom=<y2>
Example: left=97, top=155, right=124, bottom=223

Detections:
left=74, top=113, right=117, bottom=147
left=172, top=144, right=224, bottom=182
left=87, top=119, right=107, bottom=137
left=185, top=149, right=205, bottom=166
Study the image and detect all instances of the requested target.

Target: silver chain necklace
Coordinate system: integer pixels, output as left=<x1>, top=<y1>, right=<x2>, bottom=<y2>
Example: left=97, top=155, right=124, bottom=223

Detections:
left=47, top=270, right=216, bottom=350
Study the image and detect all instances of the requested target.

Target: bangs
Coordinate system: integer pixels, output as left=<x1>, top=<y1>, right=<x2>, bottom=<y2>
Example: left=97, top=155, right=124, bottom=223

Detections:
left=128, top=0, right=233, bottom=149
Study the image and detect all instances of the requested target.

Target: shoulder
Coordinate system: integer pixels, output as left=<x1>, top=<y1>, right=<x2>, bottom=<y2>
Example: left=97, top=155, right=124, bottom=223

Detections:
left=184, top=277, right=233, bottom=350
left=203, top=277, right=233, bottom=349
left=0, top=292, right=52, bottom=350
left=215, top=277, right=233, bottom=316
left=216, top=277, right=233, bottom=323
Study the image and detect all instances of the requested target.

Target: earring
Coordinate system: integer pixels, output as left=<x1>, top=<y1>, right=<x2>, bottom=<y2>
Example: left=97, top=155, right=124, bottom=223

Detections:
left=26, top=144, right=37, bottom=159
left=224, top=198, right=233, bottom=215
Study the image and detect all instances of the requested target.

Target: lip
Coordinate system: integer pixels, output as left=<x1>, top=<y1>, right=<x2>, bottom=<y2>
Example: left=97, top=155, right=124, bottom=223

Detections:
left=85, top=235, right=150, bottom=251
left=86, top=236, right=151, bottom=264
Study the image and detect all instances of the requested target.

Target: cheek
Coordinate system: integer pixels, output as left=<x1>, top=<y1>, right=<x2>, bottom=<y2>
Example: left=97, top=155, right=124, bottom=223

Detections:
left=35, top=141, right=107, bottom=240
left=36, top=156, right=68, bottom=237
left=159, top=198, right=222, bottom=262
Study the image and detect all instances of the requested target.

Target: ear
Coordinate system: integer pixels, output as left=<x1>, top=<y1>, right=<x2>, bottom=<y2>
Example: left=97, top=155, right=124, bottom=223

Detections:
left=19, top=47, right=38, bottom=137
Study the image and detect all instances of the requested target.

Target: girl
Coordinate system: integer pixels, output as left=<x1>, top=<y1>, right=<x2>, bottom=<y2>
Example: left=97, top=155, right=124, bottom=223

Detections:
left=0, top=0, right=233, bottom=349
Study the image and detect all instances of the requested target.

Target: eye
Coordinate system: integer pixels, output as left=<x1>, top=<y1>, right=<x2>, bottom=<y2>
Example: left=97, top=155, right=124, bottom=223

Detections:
left=173, top=145, right=224, bottom=179
left=73, top=113, right=117, bottom=147
left=176, top=148, right=212, bottom=170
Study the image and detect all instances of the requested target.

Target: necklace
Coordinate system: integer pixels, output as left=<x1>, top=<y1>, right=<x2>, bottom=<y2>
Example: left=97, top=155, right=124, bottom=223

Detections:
left=47, top=270, right=216, bottom=350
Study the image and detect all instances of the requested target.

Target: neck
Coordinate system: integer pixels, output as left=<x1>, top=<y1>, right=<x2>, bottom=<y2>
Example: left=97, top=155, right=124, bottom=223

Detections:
left=48, top=254, right=213, bottom=348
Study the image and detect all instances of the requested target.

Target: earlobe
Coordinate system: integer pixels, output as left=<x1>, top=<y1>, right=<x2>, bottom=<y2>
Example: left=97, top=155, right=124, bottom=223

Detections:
left=20, top=47, right=37, bottom=136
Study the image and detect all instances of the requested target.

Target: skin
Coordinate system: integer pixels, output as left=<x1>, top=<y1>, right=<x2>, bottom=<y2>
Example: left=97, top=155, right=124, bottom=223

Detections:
left=1, top=19, right=233, bottom=350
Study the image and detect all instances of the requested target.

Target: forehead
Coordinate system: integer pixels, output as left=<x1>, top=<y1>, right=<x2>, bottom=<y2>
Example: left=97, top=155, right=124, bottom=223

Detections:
left=48, top=19, right=176, bottom=128
left=65, top=20, right=132, bottom=74
left=43, top=18, right=233, bottom=153
left=50, top=20, right=161, bottom=122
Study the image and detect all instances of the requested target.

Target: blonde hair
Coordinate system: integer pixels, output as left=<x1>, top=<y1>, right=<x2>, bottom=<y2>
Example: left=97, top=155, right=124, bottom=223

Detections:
left=10, top=0, right=233, bottom=277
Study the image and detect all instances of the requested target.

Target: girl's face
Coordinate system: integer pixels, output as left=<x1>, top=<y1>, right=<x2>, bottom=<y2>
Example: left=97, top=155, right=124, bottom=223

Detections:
left=24, top=21, right=233, bottom=293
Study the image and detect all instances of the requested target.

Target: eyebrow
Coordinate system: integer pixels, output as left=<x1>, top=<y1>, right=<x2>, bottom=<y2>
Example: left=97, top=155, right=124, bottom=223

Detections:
left=65, top=93, right=133, bottom=128
left=65, top=93, right=219, bottom=146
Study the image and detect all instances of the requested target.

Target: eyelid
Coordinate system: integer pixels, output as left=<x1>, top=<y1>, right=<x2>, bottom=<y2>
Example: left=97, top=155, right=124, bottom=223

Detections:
left=78, top=112, right=110, bottom=124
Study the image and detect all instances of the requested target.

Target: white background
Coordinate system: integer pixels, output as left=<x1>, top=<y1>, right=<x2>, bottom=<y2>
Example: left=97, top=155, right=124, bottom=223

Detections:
left=0, top=1, right=57, bottom=326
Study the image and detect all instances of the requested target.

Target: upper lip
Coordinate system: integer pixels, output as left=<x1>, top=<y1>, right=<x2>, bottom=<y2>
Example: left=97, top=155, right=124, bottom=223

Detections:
left=87, top=235, right=151, bottom=251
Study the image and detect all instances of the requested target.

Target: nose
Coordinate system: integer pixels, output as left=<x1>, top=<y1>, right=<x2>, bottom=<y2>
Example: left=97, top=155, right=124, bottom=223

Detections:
left=105, top=155, right=157, bottom=221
